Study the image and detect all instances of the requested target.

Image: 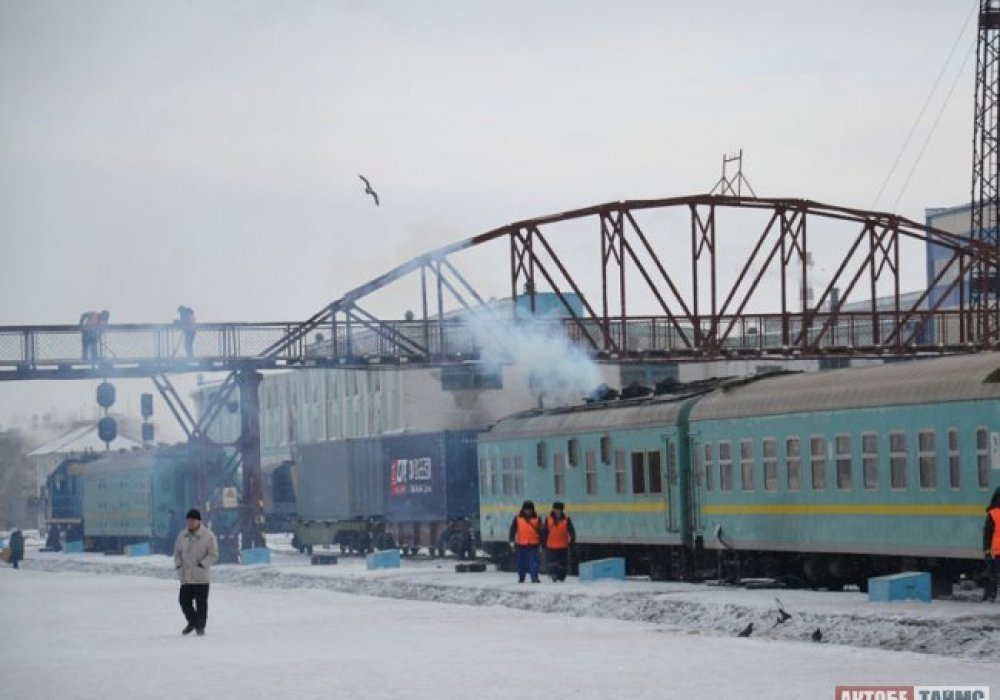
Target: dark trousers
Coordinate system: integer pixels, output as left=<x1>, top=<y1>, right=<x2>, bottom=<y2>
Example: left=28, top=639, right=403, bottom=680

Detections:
left=516, top=545, right=540, bottom=582
left=986, top=558, right=1000, bottom=601
left=547, top=547, right=569, bottom=581
left=179, top=584, right=210, bottom=629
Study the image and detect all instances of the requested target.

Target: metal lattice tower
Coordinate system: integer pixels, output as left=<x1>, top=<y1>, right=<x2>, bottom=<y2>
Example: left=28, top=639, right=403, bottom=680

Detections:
left=971, top=0, right=1000, bottom=336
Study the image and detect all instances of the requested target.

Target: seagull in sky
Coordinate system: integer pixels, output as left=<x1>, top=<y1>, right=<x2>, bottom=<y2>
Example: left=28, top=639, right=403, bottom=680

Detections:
left=358, top=174, right=380, bottom=206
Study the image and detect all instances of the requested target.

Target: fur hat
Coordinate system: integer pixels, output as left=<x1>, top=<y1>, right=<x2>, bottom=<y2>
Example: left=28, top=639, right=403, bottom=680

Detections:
left=185, top=508, right=201, bottom=520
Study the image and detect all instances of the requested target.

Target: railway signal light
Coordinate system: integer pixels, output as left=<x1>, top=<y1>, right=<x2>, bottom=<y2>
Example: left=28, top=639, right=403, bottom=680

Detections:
left=96, top=381, right=116, bottom=408
left=98, top=416, right=117, bottom=443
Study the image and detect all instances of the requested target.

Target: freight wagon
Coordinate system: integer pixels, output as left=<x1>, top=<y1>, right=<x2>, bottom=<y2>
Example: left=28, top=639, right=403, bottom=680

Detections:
left=479, top=352, right=1000, bottom=592
left=292, top=430, right=481, bottom=557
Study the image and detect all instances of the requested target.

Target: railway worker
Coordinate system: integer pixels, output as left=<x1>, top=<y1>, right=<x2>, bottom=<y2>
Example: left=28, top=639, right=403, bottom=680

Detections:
left=78, top=310, right=101, bottom=361
left=174, top=508, right=219, bottom=636
left=176, top=305, right=196, bottom=358
left=8, top=528, right=24, bottom=569
left=542, top=502, right=576, bottom=582
left=983, top=488, right=1000, bottom=602
left=508, top=500, right=542, bottom=583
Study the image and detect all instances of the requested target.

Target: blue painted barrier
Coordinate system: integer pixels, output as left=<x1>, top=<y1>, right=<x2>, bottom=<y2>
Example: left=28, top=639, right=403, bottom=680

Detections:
left=241, top=548, right=271, bottom=565
left=366, top=548, right=401, bottom=570
left=64, top=541, right=84, bottom=553
left=868, top=571, right=931, bottom=603
left=125, top=542, right=151, bottom=557
left=578, top=557, right=625, bottom=582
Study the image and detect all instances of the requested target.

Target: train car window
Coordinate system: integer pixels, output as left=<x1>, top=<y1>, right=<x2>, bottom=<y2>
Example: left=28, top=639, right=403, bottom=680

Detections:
left=490, top=457, right=500, bottom=495
left=648, top=451, right=663, bottom=494
left=703, top=443, right=714, bottom=492
left=585, top=451, right=597, bottom=495
left=554, top=453, right=566, bottom=496
left=568, top=439, right=579, bottom=467
left=479, top=457, right=490, bottom=497
left=601, top=436, right=612, bottom=465
left=514, top=456, right=525, bottom=497
left=502, top=457, right=514, bottom=496
left=763, top=438, right=777, bottom=491
left=948, top=428, right=960, bottom=489
left=977, top=428, right=990, bottom=489
left=785, top=437, right=801, bottom=491
left=889, top=432, right=908, bottom=489
left=537, top=442, right=547, bottom=469
left=740, top=440, right=754, bottom=491
left=719, top=441, right=733, bottom=491
left=810, top=436, right=827, bottom=490
left=835, top=435, right=852, bottom=490
left=615, top=450, right=627, bottom=494
left=631, top=452, right=647, bottom=494
left=862, top=433, right=879, bottom=490
left=918, top=430, right=937, bottom=490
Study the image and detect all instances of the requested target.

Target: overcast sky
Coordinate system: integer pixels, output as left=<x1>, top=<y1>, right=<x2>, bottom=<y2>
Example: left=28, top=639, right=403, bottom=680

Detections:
left=0, top=0, right=979, bottom=431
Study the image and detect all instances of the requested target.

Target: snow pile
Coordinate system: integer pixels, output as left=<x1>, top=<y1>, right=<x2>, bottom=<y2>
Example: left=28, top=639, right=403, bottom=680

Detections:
left=17, top=546, right=1000, bottom=662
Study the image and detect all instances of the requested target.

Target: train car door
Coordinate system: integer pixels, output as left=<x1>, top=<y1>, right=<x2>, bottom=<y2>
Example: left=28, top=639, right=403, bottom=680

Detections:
left=663, top=437, right=679, bottom=533
left=688, top=435, right=703, bottom=534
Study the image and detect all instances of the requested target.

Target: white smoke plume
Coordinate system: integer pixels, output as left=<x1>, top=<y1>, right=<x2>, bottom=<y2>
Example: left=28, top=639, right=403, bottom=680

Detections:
left=461, top=307, right=602, bottom=408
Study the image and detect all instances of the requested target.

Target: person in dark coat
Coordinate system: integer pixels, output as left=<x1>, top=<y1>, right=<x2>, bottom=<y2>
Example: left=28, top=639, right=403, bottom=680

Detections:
left=541, top=502, right=576, bottom=582
left=9, top=529, right=24, bottom=569
left=983, top=488, right=1000, bottom=602
left=508, top=500, right=542, bottom=583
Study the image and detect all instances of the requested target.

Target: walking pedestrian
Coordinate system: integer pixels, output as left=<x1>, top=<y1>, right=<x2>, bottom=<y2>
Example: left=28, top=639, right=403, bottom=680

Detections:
left=542, top=502, right=576, bottom=582
left=174, top=508, right=219, bottom=635
left=8, top=528, right=24, bottom=569
left=983, top=488, right=1000, bottom=602
left=508, top=500, right=541, bottom=583
left=176, top=306, right=196, bottom=358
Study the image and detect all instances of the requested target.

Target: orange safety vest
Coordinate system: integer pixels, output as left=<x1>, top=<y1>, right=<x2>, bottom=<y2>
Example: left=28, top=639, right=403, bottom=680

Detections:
left=515, top=516, right=541, bottom=546
left=546, top=515, right=571, bottom=549
left=991, top=509, right=1000, bottom=556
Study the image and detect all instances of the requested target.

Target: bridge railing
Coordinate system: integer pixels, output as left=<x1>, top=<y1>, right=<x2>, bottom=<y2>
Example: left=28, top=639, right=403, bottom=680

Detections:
left=0, top=322, right=309, bottom=370
left=0, top=310, right=986, bottom=378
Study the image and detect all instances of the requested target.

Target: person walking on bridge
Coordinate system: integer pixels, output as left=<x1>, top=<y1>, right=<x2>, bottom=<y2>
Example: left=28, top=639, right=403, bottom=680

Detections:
left=176, top=306, right=196, bottom=358
left=78, top=310, right=109, bottom=362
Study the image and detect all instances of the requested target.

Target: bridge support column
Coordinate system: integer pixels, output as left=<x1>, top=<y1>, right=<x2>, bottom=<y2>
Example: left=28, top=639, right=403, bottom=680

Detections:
left=237, top=369, right=266, bottom=550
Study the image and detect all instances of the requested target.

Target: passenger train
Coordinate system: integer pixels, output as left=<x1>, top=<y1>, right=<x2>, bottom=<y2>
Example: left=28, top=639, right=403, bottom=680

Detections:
left=477, top=352, right=1000, bottom=591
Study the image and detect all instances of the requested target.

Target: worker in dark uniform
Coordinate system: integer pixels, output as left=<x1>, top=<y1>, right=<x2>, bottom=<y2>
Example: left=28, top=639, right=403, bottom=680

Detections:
left=508, top=500, right=541, bottom=583
left=983, top=488, right=1000, bottom=602
left=542, top=501, right=576, bottom=582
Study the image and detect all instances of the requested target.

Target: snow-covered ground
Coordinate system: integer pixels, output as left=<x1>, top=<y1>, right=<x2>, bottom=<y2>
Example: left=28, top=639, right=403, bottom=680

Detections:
left=2, top=537, right=998, bottom=699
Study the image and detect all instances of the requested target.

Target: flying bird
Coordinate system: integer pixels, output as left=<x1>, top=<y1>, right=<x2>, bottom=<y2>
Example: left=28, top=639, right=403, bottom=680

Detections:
left=811, top=628, right=823, bottom=642
left=358, top=174, right=380, bottom=206
left=775, top=597, right=792, bottom=624
left=737, top=622, right=754, bottom=638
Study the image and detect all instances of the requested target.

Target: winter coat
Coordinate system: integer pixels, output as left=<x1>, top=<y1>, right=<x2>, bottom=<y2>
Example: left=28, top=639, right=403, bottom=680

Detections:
left=9, top=530, right=24, bottom=562
left=173, top=524, right=219, bottom=585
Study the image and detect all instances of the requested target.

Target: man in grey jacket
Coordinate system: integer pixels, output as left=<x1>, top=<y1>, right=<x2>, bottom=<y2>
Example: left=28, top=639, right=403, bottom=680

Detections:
left=174, top=508, right=219, bottom=636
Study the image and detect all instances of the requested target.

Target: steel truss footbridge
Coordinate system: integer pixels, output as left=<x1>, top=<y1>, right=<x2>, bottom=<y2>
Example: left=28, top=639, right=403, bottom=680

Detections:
left=6, top=194, right=998, bottom=551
